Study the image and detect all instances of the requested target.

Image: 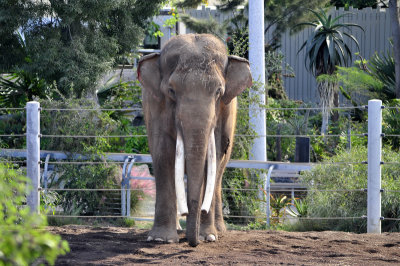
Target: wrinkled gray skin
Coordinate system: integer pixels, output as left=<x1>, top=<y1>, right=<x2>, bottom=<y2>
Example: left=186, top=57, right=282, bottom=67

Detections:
left=138, top=34, right=252, bottom=247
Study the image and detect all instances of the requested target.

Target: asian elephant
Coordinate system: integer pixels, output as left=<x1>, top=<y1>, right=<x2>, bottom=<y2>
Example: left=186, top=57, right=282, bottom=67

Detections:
left=137, top=34, right=252, bottom=247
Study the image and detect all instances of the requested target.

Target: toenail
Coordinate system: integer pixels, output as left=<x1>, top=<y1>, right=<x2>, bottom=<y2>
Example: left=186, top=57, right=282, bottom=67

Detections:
left=206, top=234, right=216, bottom=242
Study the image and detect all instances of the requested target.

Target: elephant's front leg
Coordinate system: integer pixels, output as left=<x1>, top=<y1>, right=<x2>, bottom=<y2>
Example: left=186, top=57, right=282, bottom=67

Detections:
left=147, top=138, right=179, bottom=243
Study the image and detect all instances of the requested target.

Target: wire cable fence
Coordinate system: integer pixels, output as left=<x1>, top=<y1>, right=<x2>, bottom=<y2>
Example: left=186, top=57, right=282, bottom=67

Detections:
left=1, top=102, right=400, bottom=230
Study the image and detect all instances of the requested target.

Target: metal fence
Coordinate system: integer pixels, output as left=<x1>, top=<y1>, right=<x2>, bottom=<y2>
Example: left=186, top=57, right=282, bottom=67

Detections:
left=1, top=100, right=399, bottom=232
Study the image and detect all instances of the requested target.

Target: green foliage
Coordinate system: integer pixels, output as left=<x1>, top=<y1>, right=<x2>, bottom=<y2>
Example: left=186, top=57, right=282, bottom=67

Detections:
left=263, top=0, right=330, bottom=49
left=180, top=14, right=229, bottom=40
left=295, top=8, right=363, bottom=134
left=0, top=0, right=164, bottom=97
left=51, top=164, right=120, bottom=216
left=177, top=0, right=329, bottom=51
left=383, top=100, right=400, bottom=151
left=146, top=21, right=163, bottom=38
left=222, top=168, right=261, bottom=223
left=0, top=71, right=52, bottom=108
left=337, top=42, right=395, bottom=103
left=0, top=111, right=25, bottom=150
left=113, top=217, right=136, bottom=227
left=226, top=28, right=248, bottom=58
left=265, top=99, right=301, bottom=161
left=298, top=145, right=400, bottom=232
left=40, top=97, right=118, bottom=154
left=337, top=66, right=384, bottom=99
left=40, top=190, right=60, bottom=216
left=368, top=47, right=396, bottom=99
left=0, top=164, right=69, bottom=265
left=287, top=198, right=309, bottom=217
left=39, top=92, right=148, bottom=219
left=265, top=51, right=294, bottom=100
left=98, top=79, right=149, bottom=154
left=295, top=8, right=363, bottom=76
left=269, top=194, right=290, bottom=218
left=174, top=0, right=209, bottom=8
left=219, top=0, right=330, bottom=50
left=163, top=8, right=180, bottom=30
left=330, top=0, right=378, bottom=9
left=265, top=98, right=367, bottom=162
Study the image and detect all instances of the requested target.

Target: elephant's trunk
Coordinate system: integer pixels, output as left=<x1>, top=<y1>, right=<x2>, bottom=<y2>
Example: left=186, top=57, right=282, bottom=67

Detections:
left=174, top=125, right=216, bottom=247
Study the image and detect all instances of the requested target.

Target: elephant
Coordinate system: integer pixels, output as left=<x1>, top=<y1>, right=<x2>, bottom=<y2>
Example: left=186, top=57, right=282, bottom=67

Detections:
left=137, top=34, right=252, bottom=247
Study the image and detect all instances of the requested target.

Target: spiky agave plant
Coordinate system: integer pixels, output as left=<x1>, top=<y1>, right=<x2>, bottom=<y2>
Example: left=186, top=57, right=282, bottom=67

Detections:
left=294, top=8, right=363, bottom=135
left=287, top=198, right=308, bottom=218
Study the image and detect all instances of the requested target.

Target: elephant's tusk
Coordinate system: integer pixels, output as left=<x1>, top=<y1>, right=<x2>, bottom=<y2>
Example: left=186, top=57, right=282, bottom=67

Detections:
left=175, top=130, right=188, bottom=216
left=201, top=128, right=216, bottom=214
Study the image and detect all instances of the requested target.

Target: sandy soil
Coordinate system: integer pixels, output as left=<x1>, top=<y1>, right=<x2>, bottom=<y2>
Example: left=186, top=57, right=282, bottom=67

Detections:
left=49, top=225, right=400, bottom=265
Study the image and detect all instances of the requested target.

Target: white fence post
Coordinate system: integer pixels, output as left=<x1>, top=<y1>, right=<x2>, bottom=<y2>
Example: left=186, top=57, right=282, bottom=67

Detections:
left=26, top=101, right=40, bottom=213
left=249, top=0, right=267, bottom=204
left=265, top=165, right=274, bottom=227
left=367, top=99, right=382, bottom=233
left=249, top=0, right=267, bottom=162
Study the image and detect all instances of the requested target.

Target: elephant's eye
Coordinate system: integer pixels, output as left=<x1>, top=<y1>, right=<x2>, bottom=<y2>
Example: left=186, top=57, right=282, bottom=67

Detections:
left=168, top=88, right=176, bottom=100
left=216, top=87, right=222, bottom=97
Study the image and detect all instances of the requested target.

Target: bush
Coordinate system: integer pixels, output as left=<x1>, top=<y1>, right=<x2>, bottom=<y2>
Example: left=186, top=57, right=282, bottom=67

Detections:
left=40, top=96, right=140, bottom=218
left=294, top=145, right=400, bottom=232
left=382, top=100, right=400, bottom=151
left=0, top=163, right=69, bottom=265
left=40, top=97, right=119, bottom=154
left=51, top=164, right=120, bottom=216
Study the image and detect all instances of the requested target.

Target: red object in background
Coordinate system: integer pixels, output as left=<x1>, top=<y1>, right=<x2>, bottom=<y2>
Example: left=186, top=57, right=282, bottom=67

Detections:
left=129, top=165, right=156, bottom=199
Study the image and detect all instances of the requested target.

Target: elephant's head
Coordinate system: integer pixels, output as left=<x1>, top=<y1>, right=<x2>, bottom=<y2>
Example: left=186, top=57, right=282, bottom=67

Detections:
left=138, top=34, right=252, bottom=246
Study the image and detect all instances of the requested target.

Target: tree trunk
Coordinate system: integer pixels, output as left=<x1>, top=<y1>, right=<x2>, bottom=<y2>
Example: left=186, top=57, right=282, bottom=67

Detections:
left=331, top=90, right=339, bottom=122
left=389, top=0, right=400, bottom=98
left=321, top=110, right=329, bottom=136
left=276, top=124, right=282, bottom=161
left=317, top=80, right=335, bottom=136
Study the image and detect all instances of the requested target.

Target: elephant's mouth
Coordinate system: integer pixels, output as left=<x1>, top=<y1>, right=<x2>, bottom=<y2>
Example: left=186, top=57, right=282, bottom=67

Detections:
left=175, top=128, right=217, bottom=216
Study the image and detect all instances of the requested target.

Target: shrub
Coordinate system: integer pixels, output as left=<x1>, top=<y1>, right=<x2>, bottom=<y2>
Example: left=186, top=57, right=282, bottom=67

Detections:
left=51, top=164, right=120, bottom=216
left=0, top=163, right=69, bottom=265
left=382, top=100, right=400, bottom=151
left=295, top=145, right=400, bottom=232
left=40, top=96, right=139, bottom=218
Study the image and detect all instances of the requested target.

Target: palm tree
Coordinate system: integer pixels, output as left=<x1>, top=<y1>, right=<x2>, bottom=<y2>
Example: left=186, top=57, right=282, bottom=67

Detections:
left=295, top=9, right=363, bottom=135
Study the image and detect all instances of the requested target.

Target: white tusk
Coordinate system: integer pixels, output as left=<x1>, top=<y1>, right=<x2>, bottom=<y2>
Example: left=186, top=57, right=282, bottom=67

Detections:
left=175, top=130, right=188, bottom=216
left=201, top=128, right=216, bottom=213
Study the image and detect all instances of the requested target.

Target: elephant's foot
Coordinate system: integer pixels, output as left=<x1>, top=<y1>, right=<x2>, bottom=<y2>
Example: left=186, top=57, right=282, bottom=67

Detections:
left=200, top=224, right=218, bottom=242
left=147, top=226, right=179, bottom=243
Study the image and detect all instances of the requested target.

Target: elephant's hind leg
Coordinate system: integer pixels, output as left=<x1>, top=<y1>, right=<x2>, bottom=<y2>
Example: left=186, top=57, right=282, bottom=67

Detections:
left=214, top=175, right=227, bottom=233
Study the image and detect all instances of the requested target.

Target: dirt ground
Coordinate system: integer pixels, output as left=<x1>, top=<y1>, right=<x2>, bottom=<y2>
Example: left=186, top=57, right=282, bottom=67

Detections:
left=49, top=225, right=400, bottom=265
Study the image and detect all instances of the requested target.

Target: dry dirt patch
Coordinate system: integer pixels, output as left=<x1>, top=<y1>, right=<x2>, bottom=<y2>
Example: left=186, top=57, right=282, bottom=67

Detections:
left=49, top=225, right=400, bottom=265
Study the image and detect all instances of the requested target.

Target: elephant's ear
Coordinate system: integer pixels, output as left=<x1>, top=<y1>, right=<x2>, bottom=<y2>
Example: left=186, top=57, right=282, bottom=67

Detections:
left=137, top=53, right=162, bottom=101
left=222, top=55, right=253, bottom=105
